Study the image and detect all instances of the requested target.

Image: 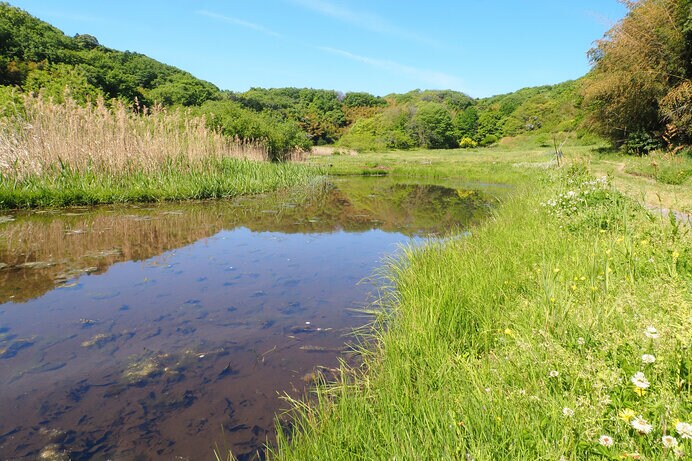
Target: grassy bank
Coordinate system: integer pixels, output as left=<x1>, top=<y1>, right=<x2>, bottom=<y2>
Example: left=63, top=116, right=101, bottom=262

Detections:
left=0, top=94, right=317, bottom=208
left=0, top=157, right=318, bottom=208
left=270, top=146, right=691, bottom=460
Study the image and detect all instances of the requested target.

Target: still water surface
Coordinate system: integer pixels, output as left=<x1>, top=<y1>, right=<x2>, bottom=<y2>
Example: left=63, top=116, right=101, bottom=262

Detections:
left=0, top=177, right=496, bottom=460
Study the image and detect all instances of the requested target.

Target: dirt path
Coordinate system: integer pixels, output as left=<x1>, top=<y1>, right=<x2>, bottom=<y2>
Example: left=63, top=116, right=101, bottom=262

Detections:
left=593, top=160, right=691, bottom=226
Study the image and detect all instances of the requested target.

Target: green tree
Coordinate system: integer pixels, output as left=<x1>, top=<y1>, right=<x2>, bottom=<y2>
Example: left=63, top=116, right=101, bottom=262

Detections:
left=454, top=107, right=479, bottom=140
left=199, top=100, right=310, bottom=161
left=74, top=34, right=99, bottom=49
left=147, top=74, right=218, bottom=106
left=343, top=92, right=386, bottom=108
left=24, top=63, right=104, bottom=103
left=410, top=103, right=456, bottom=149
left=476, top=109, right=504, bottom=141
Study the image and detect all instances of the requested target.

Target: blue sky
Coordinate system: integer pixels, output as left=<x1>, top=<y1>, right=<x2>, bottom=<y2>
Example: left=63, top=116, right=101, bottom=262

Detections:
left=9, top=1, right=627, bottom=98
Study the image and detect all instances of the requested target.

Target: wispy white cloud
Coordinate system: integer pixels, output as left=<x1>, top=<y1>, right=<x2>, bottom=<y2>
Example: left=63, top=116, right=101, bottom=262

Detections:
left=290, top=0, right=437, bottom=46
left=318, top=46, right=464, bottom=90
left=196, top=10, right=282, bottom=38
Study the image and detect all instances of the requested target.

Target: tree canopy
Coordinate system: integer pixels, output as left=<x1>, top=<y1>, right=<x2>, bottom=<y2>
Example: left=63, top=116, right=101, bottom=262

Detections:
left=582, top=0, right=692, bottom=151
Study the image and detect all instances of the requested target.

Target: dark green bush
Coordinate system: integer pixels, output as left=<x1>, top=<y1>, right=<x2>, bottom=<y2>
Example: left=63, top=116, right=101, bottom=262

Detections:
left=199, top=100, right=310, bottom=161
left=480, top=134, right=499, bottom=147
left=624, top=130, right=663, bottom=155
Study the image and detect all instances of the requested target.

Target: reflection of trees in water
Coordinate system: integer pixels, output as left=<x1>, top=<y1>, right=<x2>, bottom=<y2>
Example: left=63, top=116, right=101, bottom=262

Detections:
left=0, top=179, right=491, bottom=303
left=0, top=209, right=225, bottom=303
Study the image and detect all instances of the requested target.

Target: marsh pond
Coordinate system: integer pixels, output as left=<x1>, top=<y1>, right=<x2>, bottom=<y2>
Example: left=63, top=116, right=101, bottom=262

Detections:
left=0, top=177, right=497, bottom=460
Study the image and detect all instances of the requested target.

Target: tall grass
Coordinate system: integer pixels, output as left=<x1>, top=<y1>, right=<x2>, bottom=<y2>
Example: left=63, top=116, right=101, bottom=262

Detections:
left=0, top=94, right=316, bottom=208
left=0, top=93, right=275, bottom=176
left=270, top=161, right=691, bottom=460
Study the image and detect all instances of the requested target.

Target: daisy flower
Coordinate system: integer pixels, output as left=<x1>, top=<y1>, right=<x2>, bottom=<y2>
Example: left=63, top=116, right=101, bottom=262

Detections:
left=676, top=421, right=692, bottom=439
left=598, top=434, right=614, bottom=447
left=662, top=435, right=678, bottom=448
left=641, top=354, right=655, bottom=364
left=631, top=416, right=653, bottom=434
left=644, top=326, right=659, bottom=339
left=630, top=372, right=650, bottom=389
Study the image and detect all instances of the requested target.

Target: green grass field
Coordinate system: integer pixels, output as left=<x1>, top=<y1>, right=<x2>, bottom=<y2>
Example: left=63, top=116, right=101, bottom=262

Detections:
left=268, top=143, right=692, bottom=460
left=0, top=158, right=319, bottom=208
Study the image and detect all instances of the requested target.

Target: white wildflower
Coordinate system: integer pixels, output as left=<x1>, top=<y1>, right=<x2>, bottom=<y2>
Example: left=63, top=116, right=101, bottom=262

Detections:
left=577, top=337, right=585, bottom=346
left=631, top=416, right=653, bottom=434
left=549, top=370, right=559, bottom=378
left=630, top=372, right=650, bottom=389
left=562, top=407, right=574, bottom=418
left=676, top=421, right=692, bottom=439
left=598, top=434, right=614, bottom=447
left=641, top=354, right=656, bottom=364
left=662, top=435, right=678, bottom=448
left=599, top=396, right=612, bottom=406
left=644, top=326, right=660, bottom=339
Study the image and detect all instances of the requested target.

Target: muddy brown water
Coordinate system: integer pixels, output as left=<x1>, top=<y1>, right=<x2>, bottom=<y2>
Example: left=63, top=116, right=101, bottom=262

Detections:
left=0, top=177, right=497, bottom=460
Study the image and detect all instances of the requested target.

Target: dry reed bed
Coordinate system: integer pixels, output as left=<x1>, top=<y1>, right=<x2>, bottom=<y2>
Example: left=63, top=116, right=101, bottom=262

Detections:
left=0, top=94, right=270, bottom=179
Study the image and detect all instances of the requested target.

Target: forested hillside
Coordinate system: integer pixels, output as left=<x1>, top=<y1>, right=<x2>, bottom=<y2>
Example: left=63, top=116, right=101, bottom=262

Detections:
left=337, top=82, right=582, bottom=151
left=0, top=3, right=220, bottom=106
left=0, top=2, right=588, bottom=154
left=3, top=1, right=688, bottom=156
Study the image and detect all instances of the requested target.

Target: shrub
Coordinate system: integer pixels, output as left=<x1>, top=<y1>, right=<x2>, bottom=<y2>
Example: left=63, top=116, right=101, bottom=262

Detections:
left=459, top=137, right=478, bottom=149
left=623, top=130, right=662, bottom=156
left=199, top=100, right=310, bottom=161
left=480, top=134, right=499, bottom=147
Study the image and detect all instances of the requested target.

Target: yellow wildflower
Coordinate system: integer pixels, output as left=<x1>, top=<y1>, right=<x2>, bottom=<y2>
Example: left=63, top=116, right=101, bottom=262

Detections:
left=619, top=408, right=636, bottom=423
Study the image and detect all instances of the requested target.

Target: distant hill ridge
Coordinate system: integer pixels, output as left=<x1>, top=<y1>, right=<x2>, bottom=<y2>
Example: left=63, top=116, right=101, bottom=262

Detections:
left=0, top=2, right=221, bottom=106
left=0, top=2, right=582, bottom=150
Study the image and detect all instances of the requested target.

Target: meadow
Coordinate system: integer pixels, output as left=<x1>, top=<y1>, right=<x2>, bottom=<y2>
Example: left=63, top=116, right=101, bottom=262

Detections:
left=267, top=143, right=692, bottom=460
